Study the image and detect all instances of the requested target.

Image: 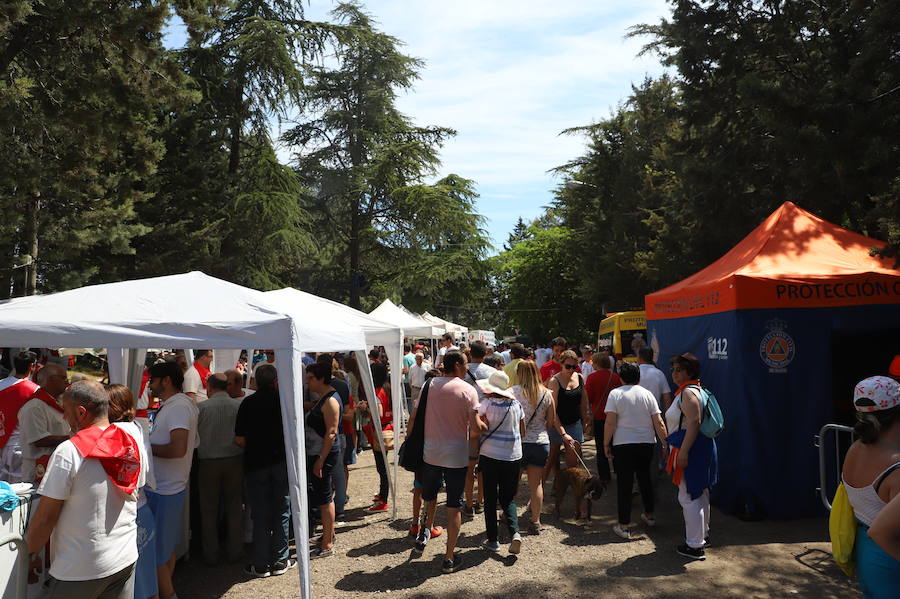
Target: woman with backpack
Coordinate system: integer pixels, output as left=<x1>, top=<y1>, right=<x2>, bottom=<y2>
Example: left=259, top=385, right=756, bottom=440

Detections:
left=666, top=352, right=718, bottom=561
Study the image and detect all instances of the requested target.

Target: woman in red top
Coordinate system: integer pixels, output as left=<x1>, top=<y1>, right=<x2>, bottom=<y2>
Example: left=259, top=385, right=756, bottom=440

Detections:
left=585, top=354, right=622, bottom=483
left=359, top=362, right=393, bottom=512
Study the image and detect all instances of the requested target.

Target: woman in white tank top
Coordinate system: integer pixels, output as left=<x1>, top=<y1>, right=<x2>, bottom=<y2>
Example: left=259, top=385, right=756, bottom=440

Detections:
left=841, top=375, right=900, bottom=599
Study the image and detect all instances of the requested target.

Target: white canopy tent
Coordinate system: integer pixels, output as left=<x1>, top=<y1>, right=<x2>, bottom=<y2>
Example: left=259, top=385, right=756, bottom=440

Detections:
left=0, top=271, right=366, bottom=599
left=421, top=312, right=468, bottom=337
left=369, top=299, right=445, bottom=339
left=368, top=298, right=445, bottom=423
left=264, top=287, right=407, bottom=518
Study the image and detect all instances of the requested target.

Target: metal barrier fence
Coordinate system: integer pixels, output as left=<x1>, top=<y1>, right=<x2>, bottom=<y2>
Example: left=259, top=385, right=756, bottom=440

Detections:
left=815, top=423, right=855, bottom=511
left=0, top=533, right=27, bottom=599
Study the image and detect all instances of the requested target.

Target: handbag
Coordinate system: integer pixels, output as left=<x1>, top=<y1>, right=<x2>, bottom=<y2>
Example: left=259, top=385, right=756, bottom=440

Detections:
left=398, top=379, right=432, bottom=472
left=829, top=482, right=856, bottom=576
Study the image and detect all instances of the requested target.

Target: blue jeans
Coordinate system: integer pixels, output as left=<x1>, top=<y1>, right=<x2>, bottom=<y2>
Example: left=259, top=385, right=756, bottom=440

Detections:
left=331, top=436, right=347, bottom=516
left=245, top=462, right=290, bottom=568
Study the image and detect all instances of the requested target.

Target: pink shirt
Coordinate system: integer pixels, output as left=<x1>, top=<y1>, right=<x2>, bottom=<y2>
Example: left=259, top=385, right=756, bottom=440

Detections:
left=423, top=377, right=478, bottom=469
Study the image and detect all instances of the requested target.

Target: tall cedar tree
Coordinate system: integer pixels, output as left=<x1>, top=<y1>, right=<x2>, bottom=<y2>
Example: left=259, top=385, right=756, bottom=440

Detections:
left=130, top=0, right=341, bottom=288
left=285, top=2, right=489, bottom=309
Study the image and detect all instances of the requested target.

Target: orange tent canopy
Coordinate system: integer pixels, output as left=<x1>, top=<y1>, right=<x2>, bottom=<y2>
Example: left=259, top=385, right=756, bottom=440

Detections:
left=645, top=202, right=900, bottom=320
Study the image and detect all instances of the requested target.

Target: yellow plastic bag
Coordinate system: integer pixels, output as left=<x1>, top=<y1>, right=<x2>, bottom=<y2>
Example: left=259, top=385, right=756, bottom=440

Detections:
left=830, top=482, right=857, bottom=576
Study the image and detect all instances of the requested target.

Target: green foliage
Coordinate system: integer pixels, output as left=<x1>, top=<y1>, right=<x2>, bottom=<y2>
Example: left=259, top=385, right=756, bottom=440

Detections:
left=0, top=0, right=194, bottom=297
left=490, top=222, right=587, bottom=343
left=509, top=0, right=900, bottom=343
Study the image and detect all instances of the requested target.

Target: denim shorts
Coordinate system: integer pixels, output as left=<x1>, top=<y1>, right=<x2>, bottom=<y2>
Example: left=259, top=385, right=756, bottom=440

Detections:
left=521, top=442, right=550, bottom=468
left=548, top=420, right=585, bottom=445
left=419, top=462, right=467, bottom=509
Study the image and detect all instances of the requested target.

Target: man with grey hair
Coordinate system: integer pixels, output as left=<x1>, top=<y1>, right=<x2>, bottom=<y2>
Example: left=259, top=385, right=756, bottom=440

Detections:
left=26, top=380, right=147, bottom=598
left=18, top=363, right=71, bottom=484
left=197, top=373, right=244, bottom=565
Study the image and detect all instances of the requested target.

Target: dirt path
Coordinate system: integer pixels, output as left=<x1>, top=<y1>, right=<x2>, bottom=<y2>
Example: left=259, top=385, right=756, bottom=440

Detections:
left=174, top=444, right=860, bottom=598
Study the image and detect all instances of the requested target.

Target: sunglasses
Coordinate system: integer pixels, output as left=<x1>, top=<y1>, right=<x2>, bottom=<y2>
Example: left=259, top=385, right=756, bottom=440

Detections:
left=564, top=364, right=577, bottom=370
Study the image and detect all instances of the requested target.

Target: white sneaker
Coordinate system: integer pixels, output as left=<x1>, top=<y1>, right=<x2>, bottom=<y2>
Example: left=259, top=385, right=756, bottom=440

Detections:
left=509, top=532, right=522, bottom=554
left=613, top=524, right=633, bottom=540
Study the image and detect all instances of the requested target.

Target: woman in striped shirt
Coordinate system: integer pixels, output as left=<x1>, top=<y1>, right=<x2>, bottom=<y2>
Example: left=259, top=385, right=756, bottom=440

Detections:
left=475, top=370, right=526, bottom=555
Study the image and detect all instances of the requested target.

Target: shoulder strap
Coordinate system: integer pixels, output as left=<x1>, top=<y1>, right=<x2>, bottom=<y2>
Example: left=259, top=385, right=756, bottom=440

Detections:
left=480, top=401, right=513, bottom=446
left=526, top=392, right=547, bottom=428
left=874, top=462, right=900, bottom=494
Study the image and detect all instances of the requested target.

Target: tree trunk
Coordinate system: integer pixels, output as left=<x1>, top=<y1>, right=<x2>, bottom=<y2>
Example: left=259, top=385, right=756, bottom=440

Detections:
left=349, top=197, right=361, bottom=309
left=228, top=73, right=246, bottom=175
left=25, top=192, right=40, bottom=296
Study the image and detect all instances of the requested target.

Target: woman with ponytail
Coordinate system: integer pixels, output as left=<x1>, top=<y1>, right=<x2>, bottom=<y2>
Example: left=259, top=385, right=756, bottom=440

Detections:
left=841, top=376, right=900, bottom=598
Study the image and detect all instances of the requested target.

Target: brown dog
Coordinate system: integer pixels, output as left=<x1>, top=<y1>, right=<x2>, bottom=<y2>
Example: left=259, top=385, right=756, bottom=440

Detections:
left=554, top=467, right=605, bottom=520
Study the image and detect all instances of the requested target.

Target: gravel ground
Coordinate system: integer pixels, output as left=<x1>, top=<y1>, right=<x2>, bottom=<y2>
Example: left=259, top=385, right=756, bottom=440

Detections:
left=174, top=443, right=861, bottom=599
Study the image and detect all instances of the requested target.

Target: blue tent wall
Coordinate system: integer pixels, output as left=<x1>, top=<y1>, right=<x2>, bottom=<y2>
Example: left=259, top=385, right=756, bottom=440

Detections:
left=648, top=303, right=900, bottom=519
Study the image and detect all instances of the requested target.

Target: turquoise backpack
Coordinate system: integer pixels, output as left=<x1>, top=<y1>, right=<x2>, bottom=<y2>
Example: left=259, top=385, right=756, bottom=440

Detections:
left=685, top=384, right=725, bottom=439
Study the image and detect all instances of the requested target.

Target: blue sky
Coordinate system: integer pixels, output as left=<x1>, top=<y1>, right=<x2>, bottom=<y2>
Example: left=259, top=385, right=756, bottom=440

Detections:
left=166, top=1, right=671, bottom=251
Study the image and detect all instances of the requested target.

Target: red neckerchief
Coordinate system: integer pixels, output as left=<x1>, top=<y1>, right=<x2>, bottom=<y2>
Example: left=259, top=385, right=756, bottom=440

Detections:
left=0, top=378, right=39, bottom=449
left=32, top=388, right=64, bottom=413
left=193, top=362, right=211, bottom=389
left=674, top=379, right=701, bottom=399
left=69, top=425, right=141, bottom=494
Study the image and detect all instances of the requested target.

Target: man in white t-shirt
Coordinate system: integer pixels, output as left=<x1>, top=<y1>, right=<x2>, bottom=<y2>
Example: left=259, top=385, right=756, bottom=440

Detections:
left=147, top=361, right=199, bottom=599
left=580, top=346, right=596, bottom=379
left=408, top=353, right=429, bottom=404
left=637, top=347, right=673, bottom=411
left=534, top=344, right=553, bottom=368
left=182, top=349, right=213, bottom=402
left=18, top=363, right=71, bottom=484
left=435, top=333, right=459, bottom=369
left=26, top=380, right=147, bottom=598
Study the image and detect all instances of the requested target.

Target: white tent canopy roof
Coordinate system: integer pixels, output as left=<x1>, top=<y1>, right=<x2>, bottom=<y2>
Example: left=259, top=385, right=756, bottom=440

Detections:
left=369, top=298, right=444, bottom=338
left=0, top=271, right=365, bottom=351
left=264, top=288, right=402, bottom=348
left=421, top=312, right=468, bottom=335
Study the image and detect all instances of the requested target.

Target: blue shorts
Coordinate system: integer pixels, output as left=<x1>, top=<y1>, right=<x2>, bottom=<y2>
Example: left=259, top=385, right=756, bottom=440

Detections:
left=146, top=489, right=187, bottom=564
left=134, top=503, right=158, bottom=599
left=856, top=522, right=900, bottom=598
left=419, top=463, right=467, bottom=509
left=522, top=443, right=550, bottom=468
left=548, top=420, right=584, bottom=445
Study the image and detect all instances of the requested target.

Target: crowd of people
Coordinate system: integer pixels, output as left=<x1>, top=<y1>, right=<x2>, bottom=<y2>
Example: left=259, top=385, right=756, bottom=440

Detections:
left=0, top=341, right=897, bottom=598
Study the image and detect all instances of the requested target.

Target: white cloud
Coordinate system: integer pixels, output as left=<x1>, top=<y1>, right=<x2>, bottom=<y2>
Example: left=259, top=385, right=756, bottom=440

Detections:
left=305, top=1, right=674, bottom=242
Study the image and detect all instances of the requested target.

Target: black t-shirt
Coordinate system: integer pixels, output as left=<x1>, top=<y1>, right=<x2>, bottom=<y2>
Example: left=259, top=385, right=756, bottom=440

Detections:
left=234, top=386, right=286, bottom=471
left=330, top=377, right=350, bottom=409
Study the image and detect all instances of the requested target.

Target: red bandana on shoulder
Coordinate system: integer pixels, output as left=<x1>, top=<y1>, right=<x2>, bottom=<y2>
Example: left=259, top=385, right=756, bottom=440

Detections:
left=69, top=426, right=141, bottom=494
left=31, top=388, right=64, bottom=413
left=194, top=362, right=211, bottom=389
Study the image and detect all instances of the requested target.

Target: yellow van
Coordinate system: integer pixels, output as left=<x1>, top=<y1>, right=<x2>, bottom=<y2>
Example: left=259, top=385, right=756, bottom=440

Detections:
left=597, top=311, right=647, bottom=363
